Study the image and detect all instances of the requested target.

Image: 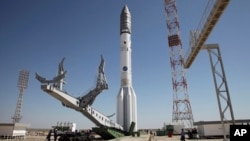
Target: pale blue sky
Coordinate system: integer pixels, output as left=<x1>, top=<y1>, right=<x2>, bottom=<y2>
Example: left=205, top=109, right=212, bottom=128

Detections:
left=0, top=0, right=249, bottom=130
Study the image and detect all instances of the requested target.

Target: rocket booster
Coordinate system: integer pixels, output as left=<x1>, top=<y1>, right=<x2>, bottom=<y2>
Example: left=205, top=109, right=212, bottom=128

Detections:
left=117, top=5, right=137, bottom=132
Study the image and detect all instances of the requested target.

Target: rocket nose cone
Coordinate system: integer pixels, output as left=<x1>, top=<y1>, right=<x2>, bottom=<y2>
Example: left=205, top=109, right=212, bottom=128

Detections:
left=120, top=5, right=131, bottom=34
left=122, top=5, right=130, bottom=14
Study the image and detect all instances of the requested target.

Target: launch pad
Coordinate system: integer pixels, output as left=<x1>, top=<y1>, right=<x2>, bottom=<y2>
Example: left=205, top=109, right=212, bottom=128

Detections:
left=35, top=5, right=138, bottom=140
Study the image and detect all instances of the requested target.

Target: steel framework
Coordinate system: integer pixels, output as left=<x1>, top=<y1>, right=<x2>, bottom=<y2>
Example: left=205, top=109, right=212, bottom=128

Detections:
left=12, top=70, right=29, bottom=123
left=202, top=44, right=235, bottom=141
left=185, top=0, right=230, bottom=68
left=164, top=0, right=194, bottom=128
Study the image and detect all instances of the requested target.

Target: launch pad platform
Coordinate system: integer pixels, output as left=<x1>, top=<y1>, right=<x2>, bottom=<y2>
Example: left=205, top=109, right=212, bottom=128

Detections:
left=18, top=134, right=225, bottom=141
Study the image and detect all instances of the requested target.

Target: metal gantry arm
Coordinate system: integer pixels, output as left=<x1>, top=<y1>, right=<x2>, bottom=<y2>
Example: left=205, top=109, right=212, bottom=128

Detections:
left=36, top=56, right=123, bottom=131
left=79, top=55, right=108, bottom=108
left=185, top=0, right=230, bottom=68
left=36, top=57, right=67, bottom=90
left=40, top=84, right=123, bottom=130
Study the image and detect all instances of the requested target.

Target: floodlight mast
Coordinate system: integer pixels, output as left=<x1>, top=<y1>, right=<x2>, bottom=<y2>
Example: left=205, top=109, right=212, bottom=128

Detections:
left=12, top=70, right=29, bottom=123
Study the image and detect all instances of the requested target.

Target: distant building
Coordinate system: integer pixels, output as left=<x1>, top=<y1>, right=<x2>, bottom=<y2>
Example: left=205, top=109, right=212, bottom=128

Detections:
left=0, top=123, right=30, bottom=139
left=194, top=119, right=250, bottom=138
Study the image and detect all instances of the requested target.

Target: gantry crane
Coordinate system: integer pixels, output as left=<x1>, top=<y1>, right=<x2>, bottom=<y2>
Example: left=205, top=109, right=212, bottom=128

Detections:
left=185, top=1, right=234, bottom=140
left=164, top=0, right=234, bottom=140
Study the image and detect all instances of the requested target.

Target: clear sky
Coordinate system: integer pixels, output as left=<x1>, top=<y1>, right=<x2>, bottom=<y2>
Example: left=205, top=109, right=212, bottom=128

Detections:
left=0, top=0, right=249, bottom=130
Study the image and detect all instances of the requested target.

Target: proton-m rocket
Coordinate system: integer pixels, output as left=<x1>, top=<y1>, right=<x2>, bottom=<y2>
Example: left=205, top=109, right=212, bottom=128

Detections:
left=117, top=5, right=137, bottom=132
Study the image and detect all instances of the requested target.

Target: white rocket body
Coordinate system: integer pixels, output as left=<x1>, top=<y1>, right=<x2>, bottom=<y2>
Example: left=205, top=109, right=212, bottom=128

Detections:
left=117, top=5, right=137, bottom=132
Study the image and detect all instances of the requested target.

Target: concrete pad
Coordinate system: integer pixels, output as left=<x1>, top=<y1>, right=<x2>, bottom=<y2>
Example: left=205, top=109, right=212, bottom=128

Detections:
left=110, top=134, right=225, bottom=141
left=15, top=135, right=226, bottom=141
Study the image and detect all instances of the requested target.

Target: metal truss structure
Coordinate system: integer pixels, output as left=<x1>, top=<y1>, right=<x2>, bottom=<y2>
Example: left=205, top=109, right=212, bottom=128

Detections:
left=202, top=44, right=235, bottom=141
left=164, top=0, right=194, bottom=128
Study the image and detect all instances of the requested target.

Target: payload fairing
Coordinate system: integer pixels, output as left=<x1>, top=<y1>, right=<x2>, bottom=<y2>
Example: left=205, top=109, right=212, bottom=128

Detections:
left=117, top=5, right=137, bottom=132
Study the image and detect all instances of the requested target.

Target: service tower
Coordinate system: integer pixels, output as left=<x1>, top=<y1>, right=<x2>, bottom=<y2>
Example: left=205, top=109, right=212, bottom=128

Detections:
left=117, top=5, right=137, bottom=132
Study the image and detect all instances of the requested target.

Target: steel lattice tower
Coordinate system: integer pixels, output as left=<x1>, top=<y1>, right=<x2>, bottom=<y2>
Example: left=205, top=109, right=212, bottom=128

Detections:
left=164, top=0, right=194, bottom=127
left=12, top=70, right=29, bottom=123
